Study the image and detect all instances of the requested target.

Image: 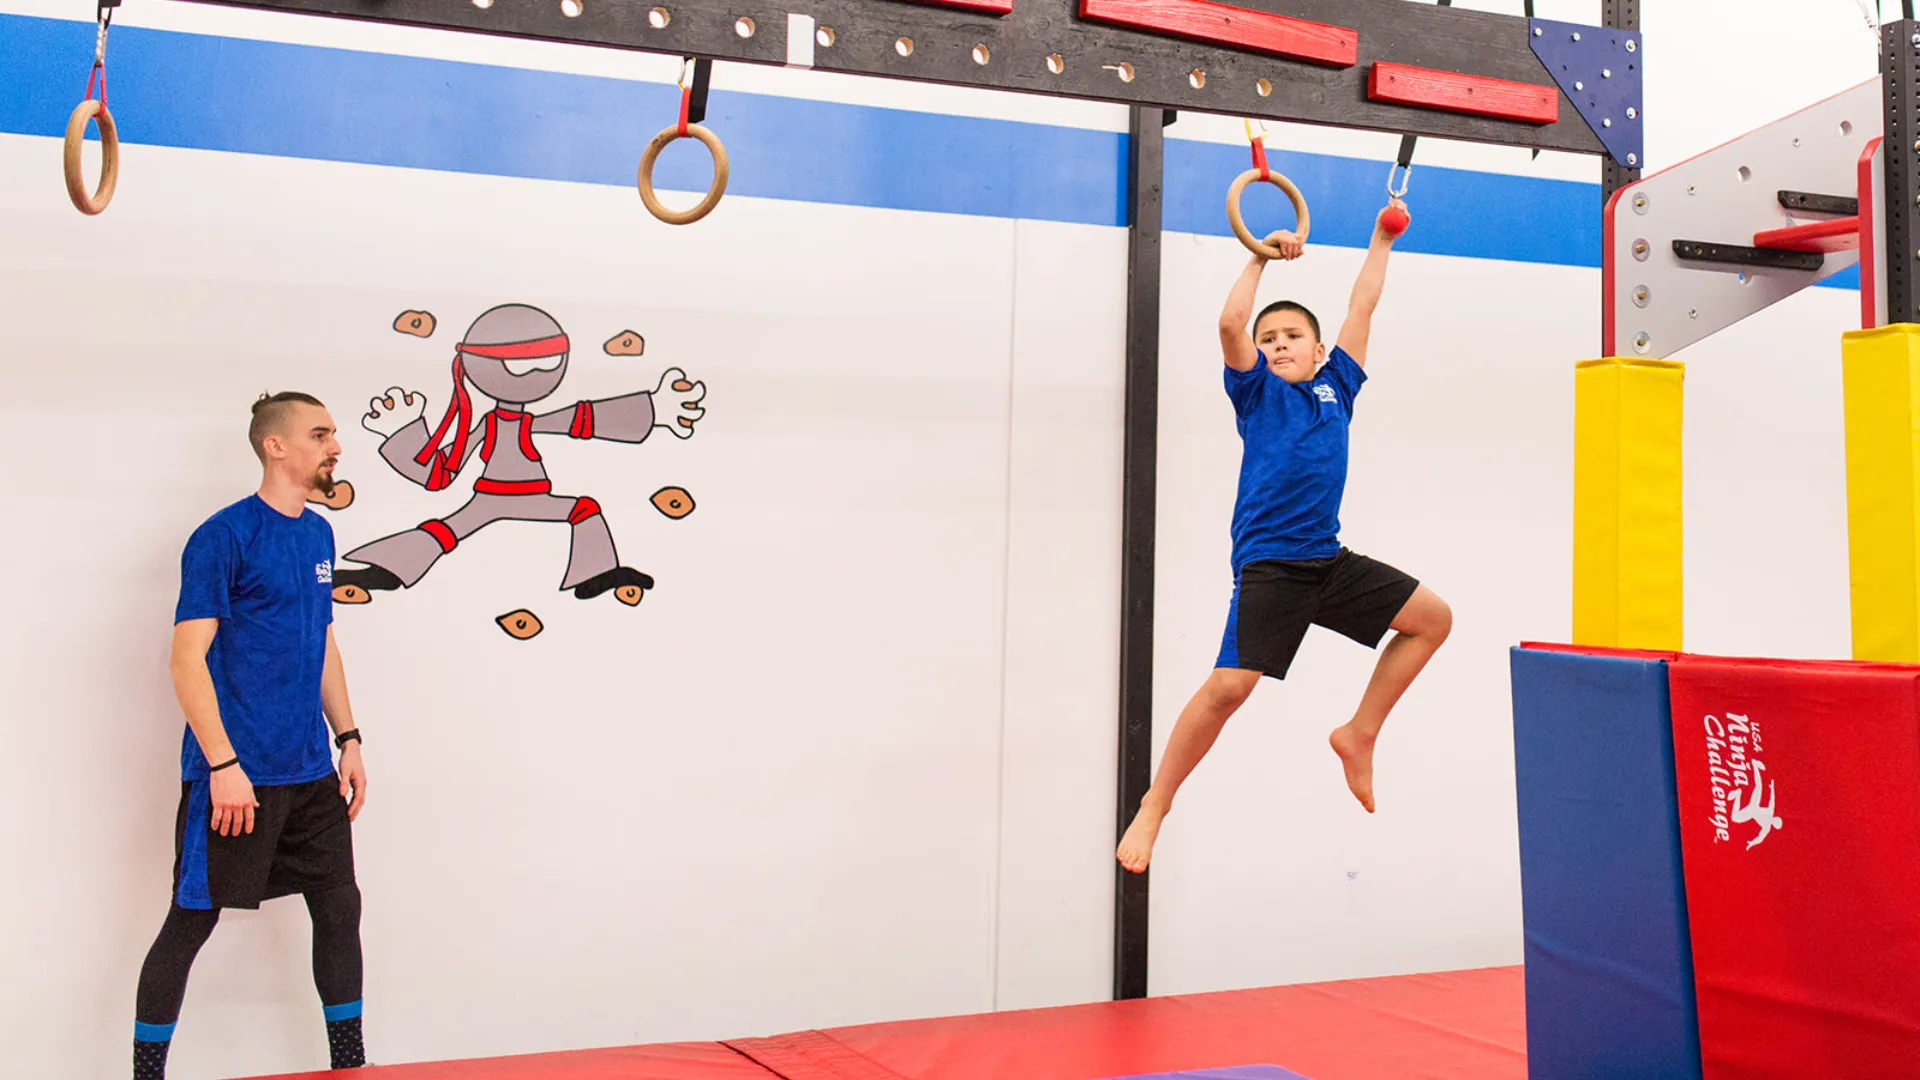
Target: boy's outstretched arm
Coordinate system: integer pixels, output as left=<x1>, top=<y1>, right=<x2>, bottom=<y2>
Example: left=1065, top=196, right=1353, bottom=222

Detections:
left=1336, top=200, right=1408, bottom=370
left=1219, top=230, right=1303, bottom=372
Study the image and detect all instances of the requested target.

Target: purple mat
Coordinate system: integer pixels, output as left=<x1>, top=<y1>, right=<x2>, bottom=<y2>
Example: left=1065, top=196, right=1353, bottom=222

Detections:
left=1105, top=1060, right=1313, bottom=1068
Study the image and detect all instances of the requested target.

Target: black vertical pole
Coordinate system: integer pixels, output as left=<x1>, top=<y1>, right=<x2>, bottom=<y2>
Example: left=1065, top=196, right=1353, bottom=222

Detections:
left=1885, top=19, right=1920, bottom=324
left=1114, top=104, right=1166, bottom=1003
left=1600, top=0, right=1641, bottom=207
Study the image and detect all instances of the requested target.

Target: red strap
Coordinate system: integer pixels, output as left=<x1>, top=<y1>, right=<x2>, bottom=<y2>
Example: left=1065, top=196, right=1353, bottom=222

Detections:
left=473, top=478, right=553, bottom=496
left=480, top=411, right=499, bottom=463
left=678, top=83, right=692, bottom=138
left=1251, top=140, right=1270, bottom=182
left=569, top=401, right=595, bottom=440
left=419, top=519, right=457, bottom=553
left=415, top=353, right=474, bottom=486
left=517, top=412, right=539, bottom=461
left=85, top=63, right=107, bottom=109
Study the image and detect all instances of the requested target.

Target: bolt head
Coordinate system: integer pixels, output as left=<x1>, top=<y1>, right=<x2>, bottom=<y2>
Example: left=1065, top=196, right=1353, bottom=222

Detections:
left=1572, top=31, right=1582, bottom=41
left=1627, top=106, right=1639, bottom=119
left=1603, top=69, right=1613, bottom=78
left=1575, top=81, right=1585, bottom=90
left=1534, top=26, right=1543, bottom=36
left=1628, top=153, right=1638, bottom=165
left=1626, top=39, right=1638, bottom=52
left=1604, top=118, right=1613, bottom=127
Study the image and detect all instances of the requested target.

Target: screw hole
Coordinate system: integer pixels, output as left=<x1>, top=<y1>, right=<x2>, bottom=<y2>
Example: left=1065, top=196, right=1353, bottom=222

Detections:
left=735, top=16, right=755, bottom=37
left=1738, top=165, right=1752, bottom=183
left=1046, top=53, right=1065, bottom=75
left=1110, top=62, right=1135, bottom=83
left=560, top=0, right=581, bottom=16
left=472, top=0, right=493, bottom=8
left=816, top=26, right=835, bottom=47
left=895, top=36, right=914, bottom=57
left=648, top=6, right=668, bottom=27
left=972, top=44, right=990, bottom=65
left=1189, top=69, right=1206, bottom=89
left=1842, top=120, right=1855, bottom=136
left=1256, top=77, right=1272, bottom=97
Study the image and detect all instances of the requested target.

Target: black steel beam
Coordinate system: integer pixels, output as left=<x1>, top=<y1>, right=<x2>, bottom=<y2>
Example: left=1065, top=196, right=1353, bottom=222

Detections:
left=1114, top=102, right=1162, bottom=1004
left=1778, top=190, right=1859, bottom=216
left=168, top=0, right=1609, bottom=157
left=1671, top=239, right=1824, bottom=273
left=1600, top=0, right=1640, bottom=205
left=1885, top=19, right=1920, bottom=324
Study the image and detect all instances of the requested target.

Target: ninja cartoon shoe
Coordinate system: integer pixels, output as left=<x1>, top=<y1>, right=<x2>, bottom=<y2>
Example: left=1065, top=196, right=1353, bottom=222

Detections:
left=572, top=566, right=654, bottom=606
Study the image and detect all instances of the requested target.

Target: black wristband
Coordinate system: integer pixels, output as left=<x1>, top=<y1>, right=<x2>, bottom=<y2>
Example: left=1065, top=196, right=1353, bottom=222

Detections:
left=335, top=728, right=362, bottom=749
left=210, top=757, right=240, bottom=773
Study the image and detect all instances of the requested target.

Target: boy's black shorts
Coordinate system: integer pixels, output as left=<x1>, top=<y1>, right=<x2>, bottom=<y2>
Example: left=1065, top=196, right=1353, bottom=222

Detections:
left=1215, top=548, right=1422, bottom=680
left=171, top=773, right=356, bottom=910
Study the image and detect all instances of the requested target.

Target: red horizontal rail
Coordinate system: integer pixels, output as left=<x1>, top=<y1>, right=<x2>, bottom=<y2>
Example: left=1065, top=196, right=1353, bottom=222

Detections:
left=1754, top=218, right=1860, bottom=254
left=1367, top=62, right=1558, bottom=125
left=898, top=0, right=1015, bottom=12
left=1078, top=0, right=1357, bottom=68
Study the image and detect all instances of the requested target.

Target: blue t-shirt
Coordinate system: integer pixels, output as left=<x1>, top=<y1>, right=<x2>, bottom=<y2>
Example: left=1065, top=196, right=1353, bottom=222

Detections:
left=1224, top=345, right=1367, bottom=571
left=174, top=495, right=337, bottom=786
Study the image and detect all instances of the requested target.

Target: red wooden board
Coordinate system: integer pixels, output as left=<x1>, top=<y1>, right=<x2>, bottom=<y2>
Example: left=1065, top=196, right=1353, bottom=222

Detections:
left=898, top=0, right=1015, bottom=12
left=1754, top=217, right=1860, bottom=253
left=1367, top=62, right=1558, bottom=125
left=1077, top=0, right=1357, bottom=68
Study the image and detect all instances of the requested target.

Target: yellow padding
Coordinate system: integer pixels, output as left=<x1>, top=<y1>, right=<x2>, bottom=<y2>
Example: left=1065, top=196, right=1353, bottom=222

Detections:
left=1572, top=357, right=1684, bottom=650
left=1841, top=324, right=1920, bottom=662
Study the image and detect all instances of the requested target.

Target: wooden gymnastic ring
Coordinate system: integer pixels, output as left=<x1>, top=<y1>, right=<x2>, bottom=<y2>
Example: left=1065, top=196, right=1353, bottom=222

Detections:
left=1226, top=167, right=1310, bottom=259
left=636, top=123, right=729, bottom=226
left=63, top=99, right=119, bottom=216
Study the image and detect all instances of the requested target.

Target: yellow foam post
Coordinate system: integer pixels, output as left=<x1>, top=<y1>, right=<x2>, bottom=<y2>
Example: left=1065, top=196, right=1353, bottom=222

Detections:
left=1572, top=357, right=1685, bottom=651
left=1841, top=324, right=1920, bottom=662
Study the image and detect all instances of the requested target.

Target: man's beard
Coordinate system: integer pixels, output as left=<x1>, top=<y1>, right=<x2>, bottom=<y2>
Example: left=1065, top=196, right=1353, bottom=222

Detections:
left=313, top=464, right=337, bottom=498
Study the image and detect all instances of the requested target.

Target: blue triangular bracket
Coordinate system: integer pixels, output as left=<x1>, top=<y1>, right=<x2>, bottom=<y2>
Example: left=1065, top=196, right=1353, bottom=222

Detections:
left=1528, top=17, right=1644, bottom=169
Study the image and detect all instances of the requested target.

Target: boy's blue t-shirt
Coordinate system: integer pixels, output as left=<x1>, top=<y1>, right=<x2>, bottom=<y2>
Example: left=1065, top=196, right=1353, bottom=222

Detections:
left=174, top=495, right=338, bottom=786
left=1224, top=346, right=1366, bottom=571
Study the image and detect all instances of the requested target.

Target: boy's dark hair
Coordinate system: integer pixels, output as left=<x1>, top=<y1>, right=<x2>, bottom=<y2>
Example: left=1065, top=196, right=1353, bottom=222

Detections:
left=1253, top=300, right=1321, bottom=343
left=249, top=391, right=325, bottom=462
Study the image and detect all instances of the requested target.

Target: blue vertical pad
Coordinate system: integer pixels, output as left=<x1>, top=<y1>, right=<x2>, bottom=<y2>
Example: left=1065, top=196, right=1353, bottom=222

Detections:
left=1510, top=647, right=1701, bottom=1079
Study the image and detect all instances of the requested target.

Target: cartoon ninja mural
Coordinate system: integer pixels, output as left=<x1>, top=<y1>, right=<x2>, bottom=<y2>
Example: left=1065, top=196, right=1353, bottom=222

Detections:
left=330, top=303, right=705, bottom=606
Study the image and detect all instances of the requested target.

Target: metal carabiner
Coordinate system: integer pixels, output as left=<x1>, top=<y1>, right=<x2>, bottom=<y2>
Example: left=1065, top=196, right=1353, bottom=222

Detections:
left=1386, top=161, right=1412, bottom=200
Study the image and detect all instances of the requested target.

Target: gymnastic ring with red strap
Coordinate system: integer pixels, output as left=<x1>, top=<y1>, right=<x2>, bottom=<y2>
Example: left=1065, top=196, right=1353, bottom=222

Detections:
left=1226, top=168, right=1311, bottom=260
left=636, top=123, right=729, bottom=226
left=64, top=98, right=119, bottom=216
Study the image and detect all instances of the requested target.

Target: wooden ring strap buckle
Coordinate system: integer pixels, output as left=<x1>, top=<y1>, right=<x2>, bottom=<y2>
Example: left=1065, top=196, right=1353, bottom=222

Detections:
left=64, top=98, right=119, bottom=216
left=1226, top=168, right=1311, bottom=259
left=636, top=123, right=729, bottom=226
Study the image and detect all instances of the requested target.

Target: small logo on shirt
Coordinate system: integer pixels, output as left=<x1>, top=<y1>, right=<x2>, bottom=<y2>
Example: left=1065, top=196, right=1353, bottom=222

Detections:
left=1313, top=385, right=1338, bottom=404
left=316, top=560, right=333, bottom=585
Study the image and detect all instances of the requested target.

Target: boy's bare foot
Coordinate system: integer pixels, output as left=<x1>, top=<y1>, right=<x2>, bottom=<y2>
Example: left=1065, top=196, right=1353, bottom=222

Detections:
left=1329, top=724, right=1377, bottom=813
left=1116, top=801, right=1168, bottom=874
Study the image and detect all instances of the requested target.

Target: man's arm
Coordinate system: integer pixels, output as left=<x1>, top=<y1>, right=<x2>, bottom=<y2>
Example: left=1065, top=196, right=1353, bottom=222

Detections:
left=1218, top=230, right=1303, bottom=372
left=1335, top=201, right=1408, bottom=370
left=171, top=619, right=258, bottom=837
left=322, top=626, right=367, bottom=821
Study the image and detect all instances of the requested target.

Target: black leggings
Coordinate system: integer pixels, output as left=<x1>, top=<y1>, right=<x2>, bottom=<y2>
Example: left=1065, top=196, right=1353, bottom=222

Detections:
left=136, top=884, right=363, bottom=1027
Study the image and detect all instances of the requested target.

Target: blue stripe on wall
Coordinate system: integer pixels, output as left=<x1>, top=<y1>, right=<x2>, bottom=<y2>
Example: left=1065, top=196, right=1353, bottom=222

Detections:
left=0, top=13, right=1858, bottom=290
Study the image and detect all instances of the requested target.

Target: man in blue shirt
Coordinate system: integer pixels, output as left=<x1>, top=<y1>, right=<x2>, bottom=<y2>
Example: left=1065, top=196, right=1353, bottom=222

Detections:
left=1118, top=202, right=1453, bottom=874
left=131, top=392, right=371, bottom=1078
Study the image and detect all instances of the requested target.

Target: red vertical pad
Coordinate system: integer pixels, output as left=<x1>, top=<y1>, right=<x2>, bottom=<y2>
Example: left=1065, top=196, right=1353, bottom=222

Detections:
left=1667, top=659, right=1920, bottom=1079
left=1077, top=0, right=1357, bottom=68
left=1367, top=63, right=1558, bottom=124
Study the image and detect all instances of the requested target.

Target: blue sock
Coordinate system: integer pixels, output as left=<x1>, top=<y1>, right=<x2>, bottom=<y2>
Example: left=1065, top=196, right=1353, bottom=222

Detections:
left=133, top=1021, right=175, bottom=1080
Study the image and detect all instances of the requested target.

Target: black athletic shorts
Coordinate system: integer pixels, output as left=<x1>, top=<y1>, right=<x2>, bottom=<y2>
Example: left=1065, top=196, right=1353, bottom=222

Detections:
left=171, top=773, right=356, bottom=910
left=1215, top=548, right=1422, bottom=680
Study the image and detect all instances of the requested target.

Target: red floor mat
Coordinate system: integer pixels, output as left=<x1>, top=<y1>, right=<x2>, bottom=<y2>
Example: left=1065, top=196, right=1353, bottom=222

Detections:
left=239, top=966, right=1524, bottom=1080
left=728, top=966, right=1526, bottom=1080
left=236, top=1041, right=777, bottom=1079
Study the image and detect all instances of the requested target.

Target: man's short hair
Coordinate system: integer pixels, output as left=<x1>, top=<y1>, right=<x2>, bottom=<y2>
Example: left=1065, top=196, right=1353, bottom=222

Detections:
left=1254, top=300, right=1321, bottom=343
left=249, top=391, right=325, bottom=462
